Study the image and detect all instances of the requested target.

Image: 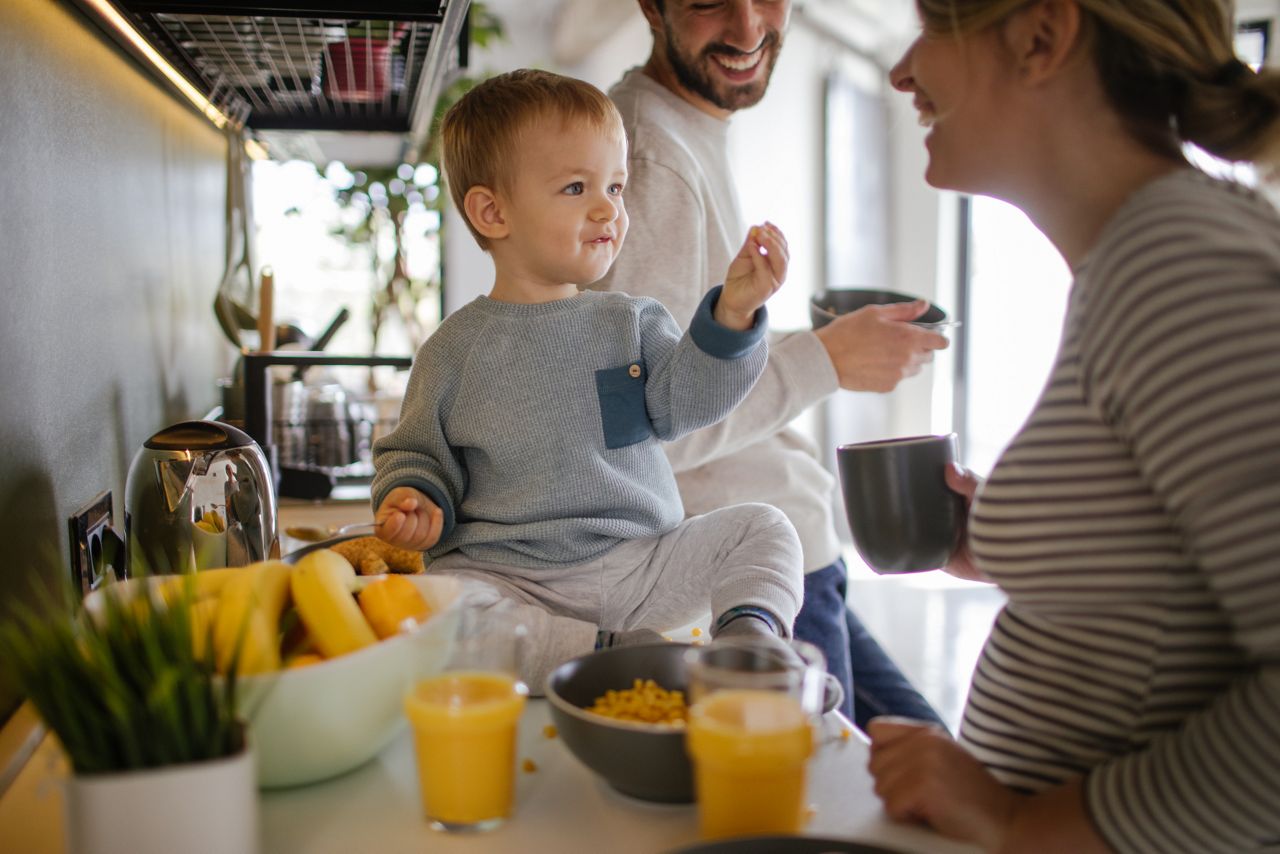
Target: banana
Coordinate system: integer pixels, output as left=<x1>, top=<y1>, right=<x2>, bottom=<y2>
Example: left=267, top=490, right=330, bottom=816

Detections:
left=157, top=567, right=244, bottom=606
left=189, top=597, right=221, bottom=663
left=290, top=550, right=377, bottom=658
left=195, top=508, right=226, bottom=534
left=212, top=560, right=293, bottom=675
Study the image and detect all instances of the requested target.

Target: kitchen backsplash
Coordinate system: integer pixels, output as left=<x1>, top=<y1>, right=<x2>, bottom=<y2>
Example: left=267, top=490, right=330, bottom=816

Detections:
left=0, top=0, right=229, bottom=721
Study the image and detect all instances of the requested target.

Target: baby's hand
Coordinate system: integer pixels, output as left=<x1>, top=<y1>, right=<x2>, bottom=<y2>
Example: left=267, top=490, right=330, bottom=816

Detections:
left=374, top=486, right=444, bottom=551
left=717, top=222, right=788, bottom=331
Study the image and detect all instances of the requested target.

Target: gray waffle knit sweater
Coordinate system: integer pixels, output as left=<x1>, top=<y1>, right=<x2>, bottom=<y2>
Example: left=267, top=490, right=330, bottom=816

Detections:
left=372, top=286, right=767, bottom=567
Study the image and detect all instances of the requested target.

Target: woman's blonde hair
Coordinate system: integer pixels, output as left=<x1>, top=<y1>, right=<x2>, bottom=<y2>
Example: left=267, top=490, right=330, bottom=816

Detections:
left=916, top=0, right=1280, bottom=168
left=440, top=69, right=626, bottom=249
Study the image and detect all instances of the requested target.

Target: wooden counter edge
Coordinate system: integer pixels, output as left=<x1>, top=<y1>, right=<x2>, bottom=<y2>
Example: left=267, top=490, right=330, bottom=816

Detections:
left=0, top=702, right=45, bottom=798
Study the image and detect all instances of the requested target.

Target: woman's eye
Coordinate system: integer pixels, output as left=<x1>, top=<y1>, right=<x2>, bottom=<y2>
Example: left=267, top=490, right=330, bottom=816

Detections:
left=563, top=182, right=584, bottom=195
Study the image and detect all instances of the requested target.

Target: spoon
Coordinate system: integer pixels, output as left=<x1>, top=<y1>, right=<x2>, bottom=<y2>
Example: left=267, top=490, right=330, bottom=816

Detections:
left=283, top=522, right=375, bottom=543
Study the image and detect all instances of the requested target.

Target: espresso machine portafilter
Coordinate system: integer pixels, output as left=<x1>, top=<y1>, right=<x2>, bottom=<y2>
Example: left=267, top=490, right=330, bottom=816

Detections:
left=125, top=420, right=279, bottom=576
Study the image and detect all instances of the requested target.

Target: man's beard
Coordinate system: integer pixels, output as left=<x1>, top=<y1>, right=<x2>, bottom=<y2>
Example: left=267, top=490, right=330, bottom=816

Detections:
left=661, top=18, right=782, bottom=112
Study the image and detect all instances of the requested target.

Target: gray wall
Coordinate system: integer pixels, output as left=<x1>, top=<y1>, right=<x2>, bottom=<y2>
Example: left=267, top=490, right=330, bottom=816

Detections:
left=0, top=0, right=228, bottom=718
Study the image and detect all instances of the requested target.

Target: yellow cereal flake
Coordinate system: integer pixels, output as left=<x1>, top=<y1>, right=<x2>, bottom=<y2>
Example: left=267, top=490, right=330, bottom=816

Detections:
left=522, top=758, right=538, bottom=774
left=587, top=678, right=688, bottom=726
left=840, top=728, right=853, bottom=741
left=543, top=724, right=558, bottom=739
left=690, top=627, right=703, bottom=637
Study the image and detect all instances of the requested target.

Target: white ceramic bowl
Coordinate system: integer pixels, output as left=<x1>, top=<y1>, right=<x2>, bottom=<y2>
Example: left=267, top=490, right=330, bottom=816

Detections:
left=84, top=572, right=468, bottom=789
left=242, top=573, right=465, bottom=788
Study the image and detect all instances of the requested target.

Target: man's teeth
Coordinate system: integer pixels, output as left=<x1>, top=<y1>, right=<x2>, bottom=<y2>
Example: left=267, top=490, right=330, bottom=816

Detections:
left=715, top=52, right=761, bottom=71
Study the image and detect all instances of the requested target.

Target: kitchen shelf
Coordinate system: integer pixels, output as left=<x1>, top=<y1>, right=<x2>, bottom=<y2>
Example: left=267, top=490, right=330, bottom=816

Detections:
left=78, top=0, right=471, bottom=159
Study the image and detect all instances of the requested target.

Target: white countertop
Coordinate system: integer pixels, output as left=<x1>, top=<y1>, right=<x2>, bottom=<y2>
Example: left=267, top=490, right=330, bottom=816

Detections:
left=258, top=700, right=975, bottom=854
left=0, top=699, right=977, bottom=854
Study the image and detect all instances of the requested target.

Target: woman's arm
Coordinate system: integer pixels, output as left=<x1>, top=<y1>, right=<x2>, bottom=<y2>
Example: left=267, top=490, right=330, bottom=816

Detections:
left=867, top=719, right=1111, bottom=853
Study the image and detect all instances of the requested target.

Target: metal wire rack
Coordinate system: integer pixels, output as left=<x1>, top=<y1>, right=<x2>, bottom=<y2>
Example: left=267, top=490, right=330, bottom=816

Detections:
left=84, top=1, right=469, bottom=141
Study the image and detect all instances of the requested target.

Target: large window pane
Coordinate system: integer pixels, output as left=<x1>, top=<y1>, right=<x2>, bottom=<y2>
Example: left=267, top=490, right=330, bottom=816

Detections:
left=962, top=197, right=1070, bottom=476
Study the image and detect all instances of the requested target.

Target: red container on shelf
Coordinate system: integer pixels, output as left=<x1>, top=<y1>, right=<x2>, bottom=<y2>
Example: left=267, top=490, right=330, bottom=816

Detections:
left=323, top=38, right=392, bottom=102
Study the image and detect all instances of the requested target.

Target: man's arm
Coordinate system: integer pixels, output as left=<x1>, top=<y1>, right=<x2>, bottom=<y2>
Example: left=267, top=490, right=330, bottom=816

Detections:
left=596, top=156, right=839, bottom=471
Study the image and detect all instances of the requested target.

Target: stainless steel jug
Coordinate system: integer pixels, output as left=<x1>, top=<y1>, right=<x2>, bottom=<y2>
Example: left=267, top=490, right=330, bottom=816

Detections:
left=125, top=420, right=279, bottom=575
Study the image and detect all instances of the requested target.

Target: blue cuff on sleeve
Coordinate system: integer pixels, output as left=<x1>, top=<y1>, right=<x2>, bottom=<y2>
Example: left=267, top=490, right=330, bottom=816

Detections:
left=688, top=284, right=768, bottom=360
left=713, top=605, right=786, bottom=637
left=375, top=478, right=456, bottom=544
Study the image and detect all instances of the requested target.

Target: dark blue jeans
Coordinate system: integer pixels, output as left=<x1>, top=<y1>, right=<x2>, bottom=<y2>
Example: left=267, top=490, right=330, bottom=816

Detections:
left=792, top=559, right=947, bottom=731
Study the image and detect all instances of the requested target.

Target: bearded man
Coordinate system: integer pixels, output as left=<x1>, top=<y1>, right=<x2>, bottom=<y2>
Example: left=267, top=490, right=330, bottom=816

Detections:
left=592, top=0, right=949, bottom=729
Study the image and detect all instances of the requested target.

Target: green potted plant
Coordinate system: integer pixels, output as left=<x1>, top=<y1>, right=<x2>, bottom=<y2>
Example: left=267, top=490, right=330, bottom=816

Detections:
left=0, top=579, right=257, bottom=854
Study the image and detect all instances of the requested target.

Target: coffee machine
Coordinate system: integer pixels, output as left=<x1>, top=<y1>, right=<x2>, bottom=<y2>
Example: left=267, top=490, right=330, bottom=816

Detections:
left=125, top=420, right=279, bottom=576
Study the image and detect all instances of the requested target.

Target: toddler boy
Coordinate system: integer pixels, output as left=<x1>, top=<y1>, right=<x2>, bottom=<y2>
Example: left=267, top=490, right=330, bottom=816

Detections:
left=371, top=69, right=803, bottom=690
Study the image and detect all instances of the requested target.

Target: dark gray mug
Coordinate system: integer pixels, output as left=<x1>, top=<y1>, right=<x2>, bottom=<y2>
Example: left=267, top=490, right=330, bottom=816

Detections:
left=836, top=433, right=965, bottom=574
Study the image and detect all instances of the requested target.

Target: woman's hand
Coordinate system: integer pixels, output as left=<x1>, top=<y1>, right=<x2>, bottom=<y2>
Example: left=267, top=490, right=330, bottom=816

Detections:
left=717, top=222, right=789, bottom=330
left=867, top=718, right=1019, bottom=852
left=944, top=462, right=989, bottom=582
left=374, top=486, right=444, bottom=551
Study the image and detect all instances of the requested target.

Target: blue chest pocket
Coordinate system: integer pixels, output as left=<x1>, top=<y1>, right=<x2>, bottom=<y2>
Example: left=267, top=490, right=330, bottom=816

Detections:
left=595, top=362, right=652, bottom=449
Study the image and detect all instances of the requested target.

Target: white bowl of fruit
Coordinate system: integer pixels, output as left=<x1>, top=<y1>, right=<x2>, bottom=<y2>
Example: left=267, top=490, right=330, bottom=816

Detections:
left=87, top=547, right=469, bottom=788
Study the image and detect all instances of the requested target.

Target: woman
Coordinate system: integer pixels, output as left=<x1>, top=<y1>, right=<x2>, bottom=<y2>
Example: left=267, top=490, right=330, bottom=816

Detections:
left=870, top=1, right=1280, bottom=852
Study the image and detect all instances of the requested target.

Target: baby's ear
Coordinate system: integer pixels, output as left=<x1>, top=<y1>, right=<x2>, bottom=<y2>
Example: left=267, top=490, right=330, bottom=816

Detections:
left=463, top=185, right=509, bottom=240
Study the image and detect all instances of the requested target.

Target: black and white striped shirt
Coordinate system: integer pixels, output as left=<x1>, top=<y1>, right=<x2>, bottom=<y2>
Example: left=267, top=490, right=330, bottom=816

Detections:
left=962, top=168, right=1280, bottom=853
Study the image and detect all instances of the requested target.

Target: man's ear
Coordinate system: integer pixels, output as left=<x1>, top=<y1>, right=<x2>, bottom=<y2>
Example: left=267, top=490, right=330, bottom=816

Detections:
left=1003, top=0, right=1084, bottom=84
left=636, top=0, right=663, bottom=34
left=463, top=185, right=509, bottom=241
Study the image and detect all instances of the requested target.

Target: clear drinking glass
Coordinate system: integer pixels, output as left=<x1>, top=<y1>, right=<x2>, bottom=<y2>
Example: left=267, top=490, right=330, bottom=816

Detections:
left=403, top=610, right=528, bottom=833
left=684, top=637, right=827, bottom=840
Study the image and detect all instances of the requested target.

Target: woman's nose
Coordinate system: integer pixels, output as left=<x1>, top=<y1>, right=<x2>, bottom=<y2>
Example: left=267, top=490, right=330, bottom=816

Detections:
left=889, top=39, right=918, bottom=92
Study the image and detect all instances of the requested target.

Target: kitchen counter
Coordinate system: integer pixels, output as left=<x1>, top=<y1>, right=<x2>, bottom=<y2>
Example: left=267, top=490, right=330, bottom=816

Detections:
left=0, top=499, right=978, bottom=852
left=0, top=698, right=977, bottom=854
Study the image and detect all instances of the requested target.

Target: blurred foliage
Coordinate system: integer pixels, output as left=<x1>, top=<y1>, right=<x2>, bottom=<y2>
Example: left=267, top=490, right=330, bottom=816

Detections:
left=324, top=4, right=505, bottom=357
left=0, top=577, right=242, bottom=774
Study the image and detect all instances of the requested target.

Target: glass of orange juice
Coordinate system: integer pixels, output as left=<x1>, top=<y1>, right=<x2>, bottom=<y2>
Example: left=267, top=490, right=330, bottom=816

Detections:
left=684, top=637, right=826, bottom=840
left=403, top=612, right=528, bottom=832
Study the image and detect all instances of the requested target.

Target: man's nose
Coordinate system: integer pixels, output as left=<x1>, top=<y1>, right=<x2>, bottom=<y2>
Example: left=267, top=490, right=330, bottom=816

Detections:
left=722, top=0, right=767, bottom=52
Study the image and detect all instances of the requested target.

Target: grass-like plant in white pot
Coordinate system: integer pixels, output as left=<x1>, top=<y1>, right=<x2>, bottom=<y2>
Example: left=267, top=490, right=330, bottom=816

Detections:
left=0, top=578, right=259, bottom=854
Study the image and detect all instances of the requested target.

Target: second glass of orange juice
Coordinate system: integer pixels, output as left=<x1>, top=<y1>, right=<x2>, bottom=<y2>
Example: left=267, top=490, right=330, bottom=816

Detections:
left=403, top=612, right=527, bottom=832
left=684, top=637, right=826, bottom=840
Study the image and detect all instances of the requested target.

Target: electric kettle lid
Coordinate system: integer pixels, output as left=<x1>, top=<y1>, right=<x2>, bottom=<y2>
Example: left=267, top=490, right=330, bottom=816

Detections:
left=143, top=420, right=255, bottom=452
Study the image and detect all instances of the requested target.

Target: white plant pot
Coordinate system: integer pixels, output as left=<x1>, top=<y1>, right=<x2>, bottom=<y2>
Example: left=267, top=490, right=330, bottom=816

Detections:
left=65, top=740, right=259, bottom=854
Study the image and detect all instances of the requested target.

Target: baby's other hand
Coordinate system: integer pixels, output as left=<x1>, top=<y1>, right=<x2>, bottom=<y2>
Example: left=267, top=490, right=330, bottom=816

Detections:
left=717, top=222, right=788, bottom=331
left=374, top=486, right=444, bottom=551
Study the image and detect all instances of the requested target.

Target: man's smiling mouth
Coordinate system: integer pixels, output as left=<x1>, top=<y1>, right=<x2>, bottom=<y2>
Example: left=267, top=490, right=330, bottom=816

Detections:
left=712, top=49, right=764, bottom=72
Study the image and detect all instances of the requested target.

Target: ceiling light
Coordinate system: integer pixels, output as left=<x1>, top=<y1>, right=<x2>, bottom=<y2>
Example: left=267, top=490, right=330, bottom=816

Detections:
left=82, top=0, right=233, bottom=129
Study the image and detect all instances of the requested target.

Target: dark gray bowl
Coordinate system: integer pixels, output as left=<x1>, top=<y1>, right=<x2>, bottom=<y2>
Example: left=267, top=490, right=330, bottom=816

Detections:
left=545, top=643, right=694, bottom=803
left=810, top=288, right=948, bottom=330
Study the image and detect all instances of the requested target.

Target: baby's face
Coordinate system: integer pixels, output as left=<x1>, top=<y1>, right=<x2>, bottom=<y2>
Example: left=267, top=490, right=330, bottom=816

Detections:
left=498, top=118, right=629, bottom=290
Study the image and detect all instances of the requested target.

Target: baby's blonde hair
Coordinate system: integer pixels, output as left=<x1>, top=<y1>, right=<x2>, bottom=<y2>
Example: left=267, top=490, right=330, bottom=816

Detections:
left=440, top=69, right=626, bottom=249
left=917, top=0, right=1280, bottom=169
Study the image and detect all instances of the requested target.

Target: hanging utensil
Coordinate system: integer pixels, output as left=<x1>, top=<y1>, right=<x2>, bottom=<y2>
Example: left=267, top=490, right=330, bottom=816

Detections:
left=290, top=307, right=351, bottom=382
left=257, top=267, right=276, bottom=352
left=214, top=127, right=259, bottom=347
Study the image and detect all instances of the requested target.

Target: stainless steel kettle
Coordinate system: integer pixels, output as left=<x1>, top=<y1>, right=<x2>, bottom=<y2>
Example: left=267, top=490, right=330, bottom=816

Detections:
left=125, top=420, right=279, bottom=575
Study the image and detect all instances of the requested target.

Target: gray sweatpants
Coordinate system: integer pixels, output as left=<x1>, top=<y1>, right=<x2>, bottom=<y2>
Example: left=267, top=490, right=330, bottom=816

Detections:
left=429, top=502, right=803, bottom=694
